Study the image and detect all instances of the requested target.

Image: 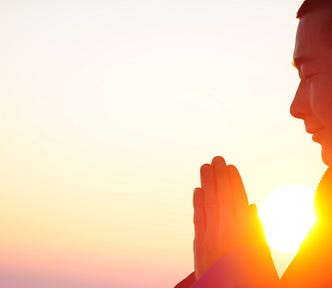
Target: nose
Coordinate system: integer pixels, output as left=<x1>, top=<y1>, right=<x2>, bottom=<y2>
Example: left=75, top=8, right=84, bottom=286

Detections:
left=290, top=82, right=309, bottom=119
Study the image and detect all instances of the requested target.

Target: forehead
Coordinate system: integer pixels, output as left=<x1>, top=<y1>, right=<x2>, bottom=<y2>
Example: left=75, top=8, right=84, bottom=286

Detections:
left=293, top=9, right=331, bottom=65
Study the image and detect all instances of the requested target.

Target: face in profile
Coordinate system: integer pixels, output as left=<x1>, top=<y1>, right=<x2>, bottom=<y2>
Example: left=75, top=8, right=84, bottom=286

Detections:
left=291, top=9, right=332, bottom=166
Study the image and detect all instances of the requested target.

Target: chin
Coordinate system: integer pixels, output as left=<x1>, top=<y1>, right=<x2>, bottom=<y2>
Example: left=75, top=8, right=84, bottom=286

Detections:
left=321, top=147, right=332, bottom=167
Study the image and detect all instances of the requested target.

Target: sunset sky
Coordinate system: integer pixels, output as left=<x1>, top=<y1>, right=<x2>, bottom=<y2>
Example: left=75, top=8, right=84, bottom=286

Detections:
left=0, top=0, right=327, bottom=287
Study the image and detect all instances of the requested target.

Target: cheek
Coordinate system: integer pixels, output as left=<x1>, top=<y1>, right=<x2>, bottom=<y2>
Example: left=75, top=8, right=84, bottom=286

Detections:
left=310, top=80, right=332, bottom=125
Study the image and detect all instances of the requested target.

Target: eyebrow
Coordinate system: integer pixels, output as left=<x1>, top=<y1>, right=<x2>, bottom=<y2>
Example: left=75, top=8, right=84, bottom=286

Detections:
left=292, top=56, right=315, bottom=69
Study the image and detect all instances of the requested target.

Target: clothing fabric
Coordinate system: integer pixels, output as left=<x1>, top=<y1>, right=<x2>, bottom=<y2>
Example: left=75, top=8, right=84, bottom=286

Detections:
left=174, top=168, right=332, bottom=288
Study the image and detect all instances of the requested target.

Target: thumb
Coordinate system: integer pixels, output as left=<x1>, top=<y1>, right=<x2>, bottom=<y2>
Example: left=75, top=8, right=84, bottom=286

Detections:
left=248, top=204, right=269, bottom=248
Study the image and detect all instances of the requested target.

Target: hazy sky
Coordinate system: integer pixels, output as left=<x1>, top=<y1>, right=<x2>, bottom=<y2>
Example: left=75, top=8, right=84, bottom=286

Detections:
left=0, top=0, right=326, bottom=287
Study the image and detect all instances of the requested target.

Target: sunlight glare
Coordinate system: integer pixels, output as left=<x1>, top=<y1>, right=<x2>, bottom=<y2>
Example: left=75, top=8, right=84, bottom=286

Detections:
left=258, top=185, right=316, bottom=253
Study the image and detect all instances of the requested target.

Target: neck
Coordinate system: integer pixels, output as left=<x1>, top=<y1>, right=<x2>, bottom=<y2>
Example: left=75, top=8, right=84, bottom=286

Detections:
left=315, top=167, right=332, bottom=223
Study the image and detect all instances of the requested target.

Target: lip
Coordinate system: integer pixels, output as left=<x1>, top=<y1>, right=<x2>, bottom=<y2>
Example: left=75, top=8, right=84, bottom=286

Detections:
left=306, top=127, right=324, bottom=142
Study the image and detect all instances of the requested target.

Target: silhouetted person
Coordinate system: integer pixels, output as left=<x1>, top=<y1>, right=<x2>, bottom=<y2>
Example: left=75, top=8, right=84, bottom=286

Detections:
left=175, top=1, right=332, bottom=287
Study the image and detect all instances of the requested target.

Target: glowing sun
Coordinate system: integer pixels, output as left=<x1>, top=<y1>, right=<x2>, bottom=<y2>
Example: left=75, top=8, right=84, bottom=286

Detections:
left=258, top=185, right=316, bottom=253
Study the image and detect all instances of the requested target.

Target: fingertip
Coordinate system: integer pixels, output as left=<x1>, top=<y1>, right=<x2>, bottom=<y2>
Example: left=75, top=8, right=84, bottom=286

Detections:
left=193, top=187, right=203, bottom=203
left=227, top=164, right=245, bottom=188
left=249, top=203, right=258, bottom=214
left=248, top=204, right=261, bottom=222
left=226, top=164, right=238, bottom=173
left=211, top=155, right=226, bottom=166
left=200, top=164, right=212, bottom=184
left=200, top=163, right=210, bottom=174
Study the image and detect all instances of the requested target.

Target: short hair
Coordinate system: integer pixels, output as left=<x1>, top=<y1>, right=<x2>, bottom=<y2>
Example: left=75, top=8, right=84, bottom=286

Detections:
left=297, top=0, right=332, bottom=47
left=297, top=0, right=332, bottom=19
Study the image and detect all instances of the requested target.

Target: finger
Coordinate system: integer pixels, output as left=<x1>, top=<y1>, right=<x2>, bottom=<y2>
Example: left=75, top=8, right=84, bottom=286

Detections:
left=248, top=204, right=260, bottom=228
left=250, top=204, right=265, bottom=234
left=200, top=164, right=219, bottom=237
left=193, top=187, right=206, bottom=238
left=248, top=204, right=267, bottom=246
left=211, top=156, right=232, bottom=220
left=193, top=187, right=205, bottom=276
left=227, top=164, right=249, bottom=219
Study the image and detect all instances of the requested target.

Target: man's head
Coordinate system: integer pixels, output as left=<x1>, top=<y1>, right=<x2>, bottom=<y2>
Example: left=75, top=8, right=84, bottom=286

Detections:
left=290, top=0, right=332, bottom=166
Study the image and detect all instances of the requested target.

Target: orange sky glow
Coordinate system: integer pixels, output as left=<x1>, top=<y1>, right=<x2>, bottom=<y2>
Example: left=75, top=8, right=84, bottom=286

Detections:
left=0, top=0, right=325, bottom=287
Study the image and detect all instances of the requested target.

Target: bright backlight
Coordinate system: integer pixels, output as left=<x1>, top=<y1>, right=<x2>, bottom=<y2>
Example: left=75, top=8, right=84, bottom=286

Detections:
left=259, top=185, right=316, bottom=253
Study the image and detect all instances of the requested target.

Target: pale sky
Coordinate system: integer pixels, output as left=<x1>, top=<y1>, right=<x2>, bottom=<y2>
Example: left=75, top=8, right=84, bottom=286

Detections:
left=0, top=0, right=326, bottom=287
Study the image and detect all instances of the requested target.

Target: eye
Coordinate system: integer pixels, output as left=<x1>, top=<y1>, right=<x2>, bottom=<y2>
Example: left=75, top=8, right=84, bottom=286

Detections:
left=304, top=72, right=318, bottom=81
left=299, top=71, right=318, bottom=82
left=298, top=65, right=319, bottom=82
